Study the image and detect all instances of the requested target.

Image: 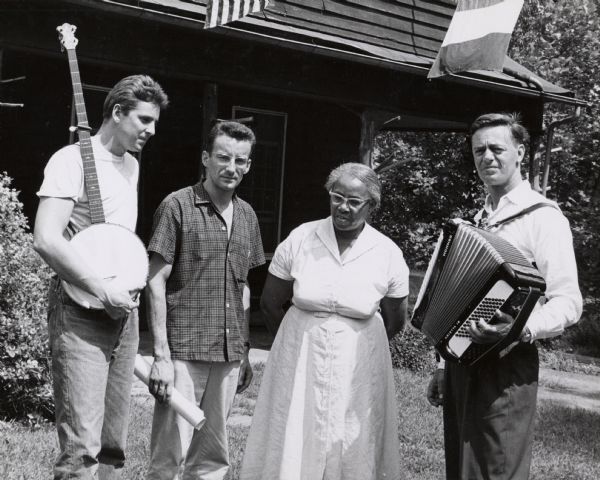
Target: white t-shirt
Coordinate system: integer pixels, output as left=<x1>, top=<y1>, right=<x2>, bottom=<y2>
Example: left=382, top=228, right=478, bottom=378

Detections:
left=37, top=135, right=139, bottom=238
left=221, top=201, right=234, bottom=238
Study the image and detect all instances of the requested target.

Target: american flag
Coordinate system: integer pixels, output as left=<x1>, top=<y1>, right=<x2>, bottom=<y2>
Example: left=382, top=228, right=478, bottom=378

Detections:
left=204, top=0, right=270, bottom=29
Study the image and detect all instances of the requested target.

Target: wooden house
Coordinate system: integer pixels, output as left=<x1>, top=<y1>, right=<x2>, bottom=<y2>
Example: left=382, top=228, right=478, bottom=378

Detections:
left=0, top=0, right=585, bottom=309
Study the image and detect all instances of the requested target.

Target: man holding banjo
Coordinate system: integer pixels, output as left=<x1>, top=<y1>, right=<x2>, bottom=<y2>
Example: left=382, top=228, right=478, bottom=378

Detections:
left=34, top=74, right=169, bottom=479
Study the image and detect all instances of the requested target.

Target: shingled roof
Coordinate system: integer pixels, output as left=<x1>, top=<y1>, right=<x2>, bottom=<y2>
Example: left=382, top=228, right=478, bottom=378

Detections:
left=87, top=0, right=583, bottom=106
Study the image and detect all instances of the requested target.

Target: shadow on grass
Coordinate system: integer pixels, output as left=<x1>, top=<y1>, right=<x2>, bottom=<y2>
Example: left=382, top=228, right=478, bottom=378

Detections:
left=1, top=365, right=599, bottom=480
left=531, top=402, right=600, bottom=480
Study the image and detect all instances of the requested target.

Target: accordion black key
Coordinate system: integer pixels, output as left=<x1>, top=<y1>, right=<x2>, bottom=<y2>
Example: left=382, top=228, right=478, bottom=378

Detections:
left=411, top=220, right=546, bottom=366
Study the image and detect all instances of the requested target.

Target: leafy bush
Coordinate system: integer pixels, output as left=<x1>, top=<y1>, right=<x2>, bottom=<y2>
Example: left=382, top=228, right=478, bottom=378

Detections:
left=565, top=304, right=600, bottom=357
left=539, top=302, right=600, bottom=359
left=390, top=327, right=436, bottom=375
left=0, top=172, right=53, bottom=423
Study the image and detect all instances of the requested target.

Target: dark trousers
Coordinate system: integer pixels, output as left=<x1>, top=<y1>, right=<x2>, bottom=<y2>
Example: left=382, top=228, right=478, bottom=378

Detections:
left=443, top=343, right=539, bottom=480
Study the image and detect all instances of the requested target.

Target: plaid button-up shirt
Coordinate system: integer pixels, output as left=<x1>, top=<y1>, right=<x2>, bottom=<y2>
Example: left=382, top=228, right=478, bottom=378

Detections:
left=148, top=182, right=265, bottom=362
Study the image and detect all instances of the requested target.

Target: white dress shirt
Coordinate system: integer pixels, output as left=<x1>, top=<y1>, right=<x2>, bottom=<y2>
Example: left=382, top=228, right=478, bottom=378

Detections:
left=474, top=180, right=582, bottom=341
left=269, top=217, right=410, bottom=316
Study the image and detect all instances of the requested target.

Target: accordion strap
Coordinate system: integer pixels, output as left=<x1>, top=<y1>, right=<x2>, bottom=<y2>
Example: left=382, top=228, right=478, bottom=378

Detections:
left=480, top=202, right=558, bottom=229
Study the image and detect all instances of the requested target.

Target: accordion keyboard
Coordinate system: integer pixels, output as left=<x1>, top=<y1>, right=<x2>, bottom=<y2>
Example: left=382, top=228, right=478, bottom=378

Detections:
left=446, top=280, right=514, bottom=359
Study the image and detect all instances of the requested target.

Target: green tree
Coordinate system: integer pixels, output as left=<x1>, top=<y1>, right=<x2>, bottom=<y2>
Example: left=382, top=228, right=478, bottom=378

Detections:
left=372, top=132, right=482, bottom=269
left=510, top=0, right=600, bottom=301
left=511, top=0, right=600, bottom=354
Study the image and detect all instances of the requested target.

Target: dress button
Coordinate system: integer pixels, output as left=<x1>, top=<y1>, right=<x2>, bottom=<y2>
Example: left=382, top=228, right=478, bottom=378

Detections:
left=226, top=303, right=230, bottom=308
left=221, top=226, right=226, bottom=231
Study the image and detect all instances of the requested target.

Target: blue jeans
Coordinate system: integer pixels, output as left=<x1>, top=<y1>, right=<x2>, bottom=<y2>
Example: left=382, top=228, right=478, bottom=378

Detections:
left=47, top=278, right=139, bottom=479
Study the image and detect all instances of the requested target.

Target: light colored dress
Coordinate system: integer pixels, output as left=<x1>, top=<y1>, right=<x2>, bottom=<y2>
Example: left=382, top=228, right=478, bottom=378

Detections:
left=240, top=217, right=409, bottom=480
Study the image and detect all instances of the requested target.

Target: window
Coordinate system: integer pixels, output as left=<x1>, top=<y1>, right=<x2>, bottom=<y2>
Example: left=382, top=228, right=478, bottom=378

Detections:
left=232, top=106, right=287, bottom=256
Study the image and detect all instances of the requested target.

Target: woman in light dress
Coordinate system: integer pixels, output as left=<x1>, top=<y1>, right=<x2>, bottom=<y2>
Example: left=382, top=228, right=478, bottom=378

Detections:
left=240, top=163, right=409, bottom=480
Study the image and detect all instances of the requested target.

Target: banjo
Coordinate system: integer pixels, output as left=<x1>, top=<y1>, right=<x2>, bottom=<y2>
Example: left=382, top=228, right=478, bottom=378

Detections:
left=56, top=23, right=149, bottom=309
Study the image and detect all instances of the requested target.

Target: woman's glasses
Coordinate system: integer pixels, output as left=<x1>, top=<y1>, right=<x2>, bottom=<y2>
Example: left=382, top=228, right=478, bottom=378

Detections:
left=329, top=191, right=370, bottom=210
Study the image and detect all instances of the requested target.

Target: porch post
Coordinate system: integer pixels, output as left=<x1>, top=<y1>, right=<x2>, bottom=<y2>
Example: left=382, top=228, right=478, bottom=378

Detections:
left=201, top=82, right=218, bottom=180
left=359, top=110, right=377, bottom=166
left=529, top=132, right=542, bottom=192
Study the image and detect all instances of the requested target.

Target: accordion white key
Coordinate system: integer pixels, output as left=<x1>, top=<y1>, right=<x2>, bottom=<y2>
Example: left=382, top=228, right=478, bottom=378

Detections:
left=411, top=220, right=546, bottom=366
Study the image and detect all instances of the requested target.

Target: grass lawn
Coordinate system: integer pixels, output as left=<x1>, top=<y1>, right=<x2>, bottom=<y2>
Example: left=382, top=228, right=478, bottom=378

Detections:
left=1, top=364, right=599, bottom=480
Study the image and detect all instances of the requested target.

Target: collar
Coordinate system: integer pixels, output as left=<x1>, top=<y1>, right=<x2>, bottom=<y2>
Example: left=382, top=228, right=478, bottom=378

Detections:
left=91, top=135, right=126, bottom=163
left=316, top=217, right=380, bottom=264
left=193, top=181, right=237, bottom=207
left=483, top=180, right=531, bottom=213
left=477, top=180, right=557, bottom=225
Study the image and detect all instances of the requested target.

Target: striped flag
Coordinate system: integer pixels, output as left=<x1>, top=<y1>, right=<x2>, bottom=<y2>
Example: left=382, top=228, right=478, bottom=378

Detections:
left=428, top=0, right=524, bottom=79
left=204, top=0, right=270, bottom=29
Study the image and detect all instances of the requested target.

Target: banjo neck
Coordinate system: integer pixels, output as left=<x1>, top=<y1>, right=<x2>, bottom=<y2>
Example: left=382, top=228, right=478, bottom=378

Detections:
left=60, top=24, right=105, bottom=224
left=56, top=24, right=149, bottom=311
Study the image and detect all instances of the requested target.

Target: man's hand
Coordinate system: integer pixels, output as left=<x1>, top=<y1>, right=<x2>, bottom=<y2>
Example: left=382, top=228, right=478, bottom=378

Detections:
left=468, top=310, right=514, bottom=344
left=237, top=352, right=253, bottom=394
left=427, top=368, right=445, bottom=407
left=149, top=356, right=174, bottom=403
left=98, top=285, right=139, bottom=320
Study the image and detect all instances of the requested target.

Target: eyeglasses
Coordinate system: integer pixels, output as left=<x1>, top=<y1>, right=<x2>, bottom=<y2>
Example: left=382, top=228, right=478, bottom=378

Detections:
left=214, top=153, right=250, bottom=168
left=328, top=191, right=371, bottom=210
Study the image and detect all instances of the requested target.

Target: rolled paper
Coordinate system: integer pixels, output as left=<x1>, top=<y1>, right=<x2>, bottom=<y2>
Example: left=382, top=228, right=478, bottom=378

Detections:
left=134, top=354, right=206, bottom=430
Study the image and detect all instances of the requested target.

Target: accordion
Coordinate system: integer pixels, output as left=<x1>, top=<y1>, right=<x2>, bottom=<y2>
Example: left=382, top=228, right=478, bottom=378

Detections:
left=411, top=220, right=546, bottom=366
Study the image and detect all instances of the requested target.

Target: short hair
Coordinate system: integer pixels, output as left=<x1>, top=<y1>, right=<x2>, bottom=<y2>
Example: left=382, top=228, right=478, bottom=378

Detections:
left=324, top=162, right=381, bottom=209
left=469, top=112, right=530, bottom=146
left=102, top=75, right=169, bottom=119
left=205, top=121, right=256, bottom=154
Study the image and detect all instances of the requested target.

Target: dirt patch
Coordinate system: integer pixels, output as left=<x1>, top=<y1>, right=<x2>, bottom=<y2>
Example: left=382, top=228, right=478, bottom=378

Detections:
left=539, top=368, right=600, bottom=412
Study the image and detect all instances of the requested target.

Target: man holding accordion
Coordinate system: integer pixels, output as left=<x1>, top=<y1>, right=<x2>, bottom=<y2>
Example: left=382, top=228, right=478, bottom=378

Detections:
left=426, top=113, right=583, bottom=479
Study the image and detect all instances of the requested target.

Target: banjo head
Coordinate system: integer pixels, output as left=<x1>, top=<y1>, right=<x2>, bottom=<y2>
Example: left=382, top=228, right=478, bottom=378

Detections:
left=61, top=223, right=149, bottom=309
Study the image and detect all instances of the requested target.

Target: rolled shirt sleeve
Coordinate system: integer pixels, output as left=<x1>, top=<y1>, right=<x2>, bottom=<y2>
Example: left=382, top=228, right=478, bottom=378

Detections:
left=247, top=209, right=266, bottom=270
left=268, top=231, right=295, bottom=281
left=525, top=209, right=583, bottom=341
left=386, top=242, right=410, bottom=299
left=148, top=195, right=181, bottom=265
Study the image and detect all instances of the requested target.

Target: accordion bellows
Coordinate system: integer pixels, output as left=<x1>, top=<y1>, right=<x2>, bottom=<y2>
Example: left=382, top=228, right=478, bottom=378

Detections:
left=411, top=220, right=546, bottom=365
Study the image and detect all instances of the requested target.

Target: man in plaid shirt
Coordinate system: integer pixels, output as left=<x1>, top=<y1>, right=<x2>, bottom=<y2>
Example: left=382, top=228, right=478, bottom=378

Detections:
left=145, top=121, right=265, bottom=480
